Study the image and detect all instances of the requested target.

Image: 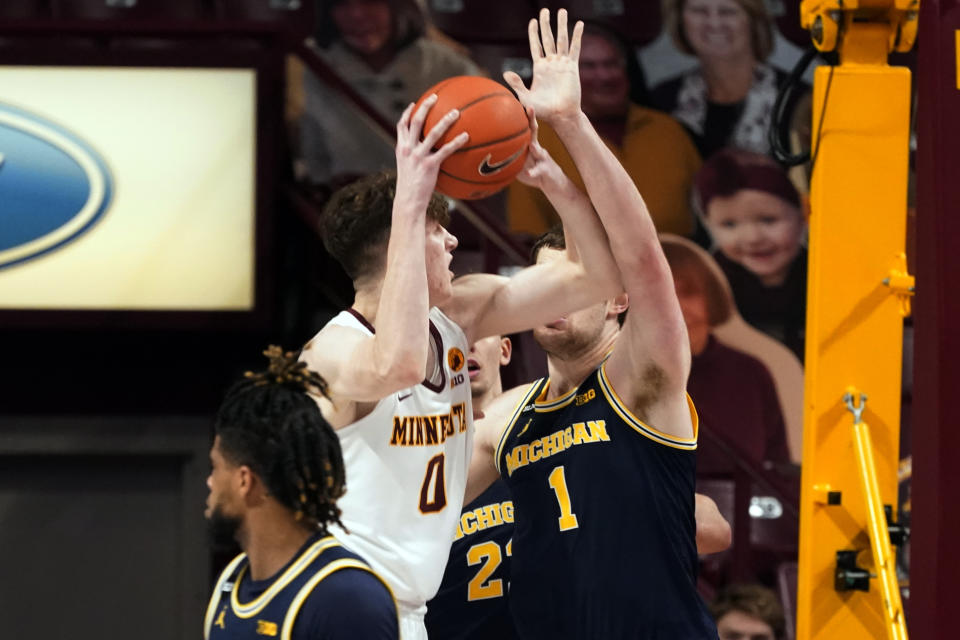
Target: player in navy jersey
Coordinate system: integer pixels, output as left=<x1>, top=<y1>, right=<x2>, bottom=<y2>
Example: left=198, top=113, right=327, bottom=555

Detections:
left=297, top=8, right=627, bottom=636
left=466, top=10, right=728, bottom=639
left=426, top=335, right=518, bottom=640
left=203, top=347, right=399, bottom=640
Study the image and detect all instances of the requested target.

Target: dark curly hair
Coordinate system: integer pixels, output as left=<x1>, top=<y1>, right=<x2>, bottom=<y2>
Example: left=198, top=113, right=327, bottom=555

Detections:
left=321, top=171, right=450, bottom=280
left=215, top=346, right=346, bottom=533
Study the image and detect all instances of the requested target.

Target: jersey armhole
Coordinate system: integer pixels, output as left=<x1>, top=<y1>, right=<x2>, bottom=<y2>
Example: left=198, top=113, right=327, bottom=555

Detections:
left=597, top=362, right=699, bottom=451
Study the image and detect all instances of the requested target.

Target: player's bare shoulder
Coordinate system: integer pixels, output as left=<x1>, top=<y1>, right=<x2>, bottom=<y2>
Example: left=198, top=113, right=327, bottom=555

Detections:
left=299, top=324, right=370, bottom=429
left=476, top=382, right=536, bottom=450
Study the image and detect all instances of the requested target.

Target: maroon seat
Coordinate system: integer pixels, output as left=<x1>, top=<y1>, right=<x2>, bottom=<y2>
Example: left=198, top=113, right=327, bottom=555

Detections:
left=777, top=561, right=798, bottom=640
left=219, top=0, right=314, bottom=33
left=426, top=0, right=537, bottom=43
left=546, top=0, right=661, bottom=46
left=696, top=476, right=798, bottom=584
left=56, top=0, right=211, bottom=22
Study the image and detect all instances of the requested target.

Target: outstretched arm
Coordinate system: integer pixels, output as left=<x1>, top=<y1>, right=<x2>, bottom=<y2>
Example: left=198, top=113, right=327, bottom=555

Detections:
left=443, top=14, right=622, bottom=343
left=506, top=9, right=691, bottom=437
left=302, top=97, right=468, bottom=423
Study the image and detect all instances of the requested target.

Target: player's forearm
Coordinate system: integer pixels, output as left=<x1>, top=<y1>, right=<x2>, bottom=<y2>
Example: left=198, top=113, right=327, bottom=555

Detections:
left=539, top=173, right=623, bottom=299
left=550, top=111, right=660, bottom=272
left=373, top=202, right=430, bottom=386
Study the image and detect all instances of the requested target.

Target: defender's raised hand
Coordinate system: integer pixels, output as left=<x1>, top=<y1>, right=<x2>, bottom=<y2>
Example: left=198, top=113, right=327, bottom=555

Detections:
left=503, top=8, right=584, bottom=126
left=394, top=95, right=468, bottom=211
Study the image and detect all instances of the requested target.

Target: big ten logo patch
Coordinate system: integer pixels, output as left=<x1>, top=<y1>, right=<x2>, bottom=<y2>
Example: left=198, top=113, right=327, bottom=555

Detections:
left=448, top=347, right=465, bottom=388
left=575, top=388, right=596, bottom=406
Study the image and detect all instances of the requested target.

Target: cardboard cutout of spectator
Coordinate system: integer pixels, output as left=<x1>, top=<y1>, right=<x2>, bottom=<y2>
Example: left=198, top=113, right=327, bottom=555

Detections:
left=651, top=0, right=808, bottom=160
left=695, top=147, right=808, bottom=362
left=661, top=235, right=792, bottom=475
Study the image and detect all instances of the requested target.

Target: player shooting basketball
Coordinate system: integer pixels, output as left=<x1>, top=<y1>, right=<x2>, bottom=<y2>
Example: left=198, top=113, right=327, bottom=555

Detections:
left=466, top=9, right=723, bottom=638
left=298, top=10, right=630, bottom=637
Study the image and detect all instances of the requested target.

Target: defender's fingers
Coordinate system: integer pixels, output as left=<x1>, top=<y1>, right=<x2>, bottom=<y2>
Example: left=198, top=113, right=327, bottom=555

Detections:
left=421, top=108, right=461, bottom=149
left=503, top=71, right=530, bottom=100
left=527, top=18, right=543, bottom=60
left=569, top=21, right=585, bottom=61
left=435, top=131, right=470, bottom=161
left=410, top=94, right=438, bottom=136
left=556, top=9, right=569, bottom=55
left=525, top=106, right=539, bottom=137
left=539, top=8, right=556, bottom=56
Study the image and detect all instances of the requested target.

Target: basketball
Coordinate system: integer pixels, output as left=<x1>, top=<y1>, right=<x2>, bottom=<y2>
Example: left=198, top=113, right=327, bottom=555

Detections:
left=414, top=76, right=531, bottom=200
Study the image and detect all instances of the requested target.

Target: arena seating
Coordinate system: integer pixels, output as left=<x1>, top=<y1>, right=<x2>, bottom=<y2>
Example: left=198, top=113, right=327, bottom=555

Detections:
left=0, top=0, right=51, bottom=20
left=56, top=0, right=212, bottom=22
left=777, top=561, right=799, bottom=640
left=545, top=0, right=662, bottom=46
left=467, top=41, right=533, bottom=86
left=219, top=0, right=314, bottom=34
left=425, top=0, right=537, bottom=43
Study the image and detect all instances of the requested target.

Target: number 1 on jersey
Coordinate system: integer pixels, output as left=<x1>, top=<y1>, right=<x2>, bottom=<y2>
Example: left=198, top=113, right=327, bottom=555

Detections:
left=548, top=465, right=579, bottom=531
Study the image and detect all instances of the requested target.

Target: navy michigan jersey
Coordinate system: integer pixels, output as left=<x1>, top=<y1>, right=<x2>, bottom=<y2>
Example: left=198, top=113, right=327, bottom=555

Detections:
left=204, top=534, right=399, bottom=640
left=425, top=480, right=518, bottom=640
left=495, top=363, right=718, bottom=639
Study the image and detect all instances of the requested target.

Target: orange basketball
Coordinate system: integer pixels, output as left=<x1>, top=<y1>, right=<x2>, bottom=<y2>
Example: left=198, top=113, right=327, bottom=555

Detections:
left=414, top=76, right=531, bottom=200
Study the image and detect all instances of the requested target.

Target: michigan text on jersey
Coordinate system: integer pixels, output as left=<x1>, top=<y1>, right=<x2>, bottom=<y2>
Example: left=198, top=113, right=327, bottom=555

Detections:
left=453, top=500, right=514, bottom=541
left=390, top=402, right=468, bottom=446
left=504, top=420, right=610, bottom=476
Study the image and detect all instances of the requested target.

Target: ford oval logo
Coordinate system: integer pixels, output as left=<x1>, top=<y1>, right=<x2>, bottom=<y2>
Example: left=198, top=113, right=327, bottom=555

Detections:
left=0, top=102, right=113, bottom=271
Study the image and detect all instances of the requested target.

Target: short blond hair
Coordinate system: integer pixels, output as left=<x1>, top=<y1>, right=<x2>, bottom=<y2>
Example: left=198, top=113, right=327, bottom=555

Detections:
left=662, top=0, right=774, bottom=61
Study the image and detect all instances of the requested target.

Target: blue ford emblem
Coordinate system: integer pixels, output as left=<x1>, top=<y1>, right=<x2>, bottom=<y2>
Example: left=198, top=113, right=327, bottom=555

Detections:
left=0, top=102, right=114, bottom=271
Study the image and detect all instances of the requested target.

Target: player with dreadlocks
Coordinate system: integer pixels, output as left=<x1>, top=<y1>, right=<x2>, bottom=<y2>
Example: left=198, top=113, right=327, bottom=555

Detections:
left=203, top=346, right=399, bottom=640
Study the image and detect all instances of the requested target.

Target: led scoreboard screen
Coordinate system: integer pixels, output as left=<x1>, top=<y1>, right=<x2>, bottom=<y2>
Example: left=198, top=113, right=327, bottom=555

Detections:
left=0, top=66, right=257, bottom=312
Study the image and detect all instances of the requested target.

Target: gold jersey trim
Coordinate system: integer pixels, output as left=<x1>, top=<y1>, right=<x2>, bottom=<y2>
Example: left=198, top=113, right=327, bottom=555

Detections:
left=597, top=362, right=699, bottom=451
left=532, top=379, right=579, bottom=412
left=204, top=552, right=248, bottom=639
left=230, top=537, right=342, bottom=619
left=280, top=559, right=400, bottom=640
left=494, top=380, right=545, bottom=475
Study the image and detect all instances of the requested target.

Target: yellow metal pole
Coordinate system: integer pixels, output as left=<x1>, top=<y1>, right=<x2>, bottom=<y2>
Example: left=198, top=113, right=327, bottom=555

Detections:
left=847, top=391, right=908, bottom=640
left=795, top=2, right=915, bottom=639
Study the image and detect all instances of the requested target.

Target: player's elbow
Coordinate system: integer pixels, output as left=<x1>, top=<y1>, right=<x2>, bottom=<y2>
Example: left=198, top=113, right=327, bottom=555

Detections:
left=377, top=358, right=424, bottom=390
left=696, top=513, right=733, bottom=555
left=370, top=346, right=425, bottom=391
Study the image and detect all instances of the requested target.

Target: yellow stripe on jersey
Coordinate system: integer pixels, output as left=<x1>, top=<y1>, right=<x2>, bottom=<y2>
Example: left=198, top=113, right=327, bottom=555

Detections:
left=533, top=380, right=579, bottom=412
left=204, top=552, right=249, bottom=639
left=495, top=381, right=546, bottom=475
left=231, top=537, right=342, bottom=618
left=597, top=362, right=699, bottom=451
left=280, top=559, right=400, bottom=640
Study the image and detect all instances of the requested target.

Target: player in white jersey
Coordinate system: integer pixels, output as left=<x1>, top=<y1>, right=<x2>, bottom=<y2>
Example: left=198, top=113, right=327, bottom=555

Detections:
left=299, top=13, right=624, bottom=637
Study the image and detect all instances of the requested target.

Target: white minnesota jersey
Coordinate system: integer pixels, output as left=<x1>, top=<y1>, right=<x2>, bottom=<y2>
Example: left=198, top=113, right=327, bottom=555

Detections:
left=302, top=307, right=474, bottom=607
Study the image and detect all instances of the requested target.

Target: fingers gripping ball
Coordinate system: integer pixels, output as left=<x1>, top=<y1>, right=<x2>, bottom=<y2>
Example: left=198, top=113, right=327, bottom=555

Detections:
left=415, top=76, right=531, bottom=200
